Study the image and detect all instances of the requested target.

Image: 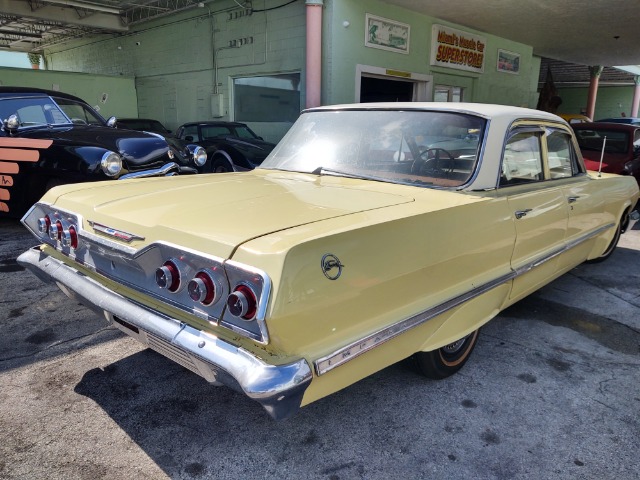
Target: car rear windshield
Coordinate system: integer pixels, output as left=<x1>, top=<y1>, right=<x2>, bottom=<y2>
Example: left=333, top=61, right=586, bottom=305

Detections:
left=574, top=129, right=630, bottom=154
left=260, top=109, right=486, bottom=188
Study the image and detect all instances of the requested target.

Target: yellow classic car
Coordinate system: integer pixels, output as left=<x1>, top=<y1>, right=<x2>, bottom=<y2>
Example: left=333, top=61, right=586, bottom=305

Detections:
left=18, top=103, right=639, bottom=420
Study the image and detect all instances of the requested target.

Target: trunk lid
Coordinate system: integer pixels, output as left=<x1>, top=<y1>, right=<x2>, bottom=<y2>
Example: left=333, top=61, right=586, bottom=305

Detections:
left=48, top=170, right=416, bottom=258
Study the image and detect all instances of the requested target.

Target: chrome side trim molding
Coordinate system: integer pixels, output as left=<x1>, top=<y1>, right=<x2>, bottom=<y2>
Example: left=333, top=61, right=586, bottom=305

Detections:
left=513, top=222, right=614, bottom=276
left=314, top=271, right=515, bottom=376
left=314, top=223, right=615, bottom=376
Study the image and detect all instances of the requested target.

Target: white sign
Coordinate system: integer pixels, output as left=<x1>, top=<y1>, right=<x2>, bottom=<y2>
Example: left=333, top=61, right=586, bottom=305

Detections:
left=430, top=24, right=486, bottom=73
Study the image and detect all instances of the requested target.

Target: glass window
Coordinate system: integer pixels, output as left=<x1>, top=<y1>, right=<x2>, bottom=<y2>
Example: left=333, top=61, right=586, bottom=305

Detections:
left=201, top=126, right=232, bottom=138
left=500, top=132, right=543, bottom=186
left=260, top=109, right=486, bottom=188
left=0, top=97, right=69, bottom=127
left=53, top=97, right=103, bottom=125
left=179, top=125, right=200, bottom=142
left=234, top=73, right=300, bottom=123
left=547, top=130, right=578, bottom=179
left=574, top=128, right=630, bottom=155
left=16, top=105, right=47, bottom=124
left=234, top=125, right=260, bottom=139
left=434, top=85, right=463, bottom=102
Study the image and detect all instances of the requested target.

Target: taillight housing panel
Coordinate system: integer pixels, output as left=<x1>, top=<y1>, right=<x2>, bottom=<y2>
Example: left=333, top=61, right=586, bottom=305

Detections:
left=221, top=260, right=270, bottom=341
left=22, top=204, right=82, bottom=257
left=21, top=202, right=272, bottom=344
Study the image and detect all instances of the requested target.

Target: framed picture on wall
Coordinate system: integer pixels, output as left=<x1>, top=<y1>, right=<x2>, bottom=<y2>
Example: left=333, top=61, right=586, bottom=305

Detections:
left=365, top=14, right=410, bottom=54
left=497, top=49, right=520, bottom=74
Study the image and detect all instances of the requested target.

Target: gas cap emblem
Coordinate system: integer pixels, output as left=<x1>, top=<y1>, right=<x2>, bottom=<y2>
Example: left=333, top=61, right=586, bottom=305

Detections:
left=321, top=254, right=344, bottom=280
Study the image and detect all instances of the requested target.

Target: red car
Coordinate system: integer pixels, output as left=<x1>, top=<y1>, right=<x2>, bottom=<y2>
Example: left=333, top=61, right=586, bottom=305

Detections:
left=572, top=122, right=640, bottom=186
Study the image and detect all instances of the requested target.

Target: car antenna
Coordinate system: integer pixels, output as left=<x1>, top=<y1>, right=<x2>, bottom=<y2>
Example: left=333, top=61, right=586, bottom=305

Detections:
left=597, top=136, right=607, bottom=177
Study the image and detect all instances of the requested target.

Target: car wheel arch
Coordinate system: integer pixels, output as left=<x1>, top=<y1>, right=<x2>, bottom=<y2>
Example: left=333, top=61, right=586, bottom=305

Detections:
left=586, top=206, right=631, bottom=263
left=210, top=151, right=235, bottom=172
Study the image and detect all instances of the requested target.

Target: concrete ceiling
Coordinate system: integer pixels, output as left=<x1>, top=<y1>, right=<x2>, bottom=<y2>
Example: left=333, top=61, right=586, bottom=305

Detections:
left=0, top=0, right=204, bottom=52
left=0, top=0, right=638, bottom=70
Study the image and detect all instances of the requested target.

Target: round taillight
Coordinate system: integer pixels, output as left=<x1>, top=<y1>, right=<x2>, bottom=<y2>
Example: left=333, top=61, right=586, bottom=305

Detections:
left=49, top=220, right=63, bottom=242
left=188, top=270, right=217, bottom=305
left=61, top=225, right=79, bottom=249
left=155, top=260, right=180, bottom=292
left=37, top=215, right=51, bottom=234
left=227, top=284, right=257, bottom=320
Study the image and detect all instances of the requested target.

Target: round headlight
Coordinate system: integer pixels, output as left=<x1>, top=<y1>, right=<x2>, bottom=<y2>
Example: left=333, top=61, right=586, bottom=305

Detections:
left=100, top=151, right=122, bottom=177
left=189, top=145, right=207, bottom=167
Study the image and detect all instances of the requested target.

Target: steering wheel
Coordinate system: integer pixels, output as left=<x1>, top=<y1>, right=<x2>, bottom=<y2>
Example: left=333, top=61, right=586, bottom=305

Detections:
left=411, top=147, right=455, bottom=176
left=71, top=118, right=87, bottom=125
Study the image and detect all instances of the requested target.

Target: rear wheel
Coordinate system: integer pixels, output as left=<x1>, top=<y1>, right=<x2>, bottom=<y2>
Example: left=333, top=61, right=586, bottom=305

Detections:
left=415, top=330, right=479, bottom=380
left=211, top=157, right=233, bottom=173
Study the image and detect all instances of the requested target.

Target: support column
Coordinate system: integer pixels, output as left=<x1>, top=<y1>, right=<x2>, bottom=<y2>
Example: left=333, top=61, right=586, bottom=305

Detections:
left=586, top=66, right=603, bottom=121
left=305, top=0, right=323, bottom=109
left=631, top=76, right=640, bottom=118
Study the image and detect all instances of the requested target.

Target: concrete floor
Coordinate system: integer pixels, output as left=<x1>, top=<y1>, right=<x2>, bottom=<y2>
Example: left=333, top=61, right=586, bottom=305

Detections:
left=1, top=217, right=638, bottom=480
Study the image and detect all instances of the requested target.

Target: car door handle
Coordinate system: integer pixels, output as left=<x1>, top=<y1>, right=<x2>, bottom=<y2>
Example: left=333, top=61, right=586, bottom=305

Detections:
left=568, top=196, right=580, bottom=204
left=515, top=209, right=532, bottom=219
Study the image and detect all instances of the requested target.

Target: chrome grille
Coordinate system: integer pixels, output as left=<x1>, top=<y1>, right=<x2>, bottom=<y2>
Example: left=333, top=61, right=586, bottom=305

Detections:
left=146, top=332, right=201, bottom=377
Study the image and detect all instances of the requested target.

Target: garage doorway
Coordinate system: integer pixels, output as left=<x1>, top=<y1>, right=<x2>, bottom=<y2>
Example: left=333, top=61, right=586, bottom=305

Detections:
left=355, top=64, right=432, bottom=103
left=360, top=76, right=414, bottom=102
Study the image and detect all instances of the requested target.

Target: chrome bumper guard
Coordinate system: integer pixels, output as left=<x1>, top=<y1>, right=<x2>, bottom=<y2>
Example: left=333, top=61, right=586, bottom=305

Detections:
left=17, top=247, right=312, bottom=420
left=119, top=162, right=197, bottom=180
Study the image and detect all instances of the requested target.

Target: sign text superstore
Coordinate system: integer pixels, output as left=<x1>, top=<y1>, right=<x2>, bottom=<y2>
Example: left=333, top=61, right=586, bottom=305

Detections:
left=430, top=24, right=485, bottom=73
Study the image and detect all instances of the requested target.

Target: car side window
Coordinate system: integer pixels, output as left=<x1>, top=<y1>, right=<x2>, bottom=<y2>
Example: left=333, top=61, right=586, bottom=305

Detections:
left=16, top=105, right=47, bottom=125
left=547, top=130, right=579, bottom=178
left=500, top=131, right=543, bottom=186
left=202, top=126, right=232, bottom=139
left=180, top=125, right=200, bottom=142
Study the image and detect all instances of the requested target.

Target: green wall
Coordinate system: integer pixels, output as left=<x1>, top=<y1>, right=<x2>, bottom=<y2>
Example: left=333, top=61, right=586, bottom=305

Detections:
left=558, top=85, right=636, bottom=120
left=325, top=0, right=537, bottom=107
left=44, top=0, right=305, bottom=142
left=0, top=67, right=137, bottom=118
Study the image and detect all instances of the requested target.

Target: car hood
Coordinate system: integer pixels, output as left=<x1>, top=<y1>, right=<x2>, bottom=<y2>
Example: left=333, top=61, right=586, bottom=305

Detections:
left=223, top=136, right=276, bottom=151
left=43, top=170, right=416, bottom=258
left=21, top=125, right=175, bottom=167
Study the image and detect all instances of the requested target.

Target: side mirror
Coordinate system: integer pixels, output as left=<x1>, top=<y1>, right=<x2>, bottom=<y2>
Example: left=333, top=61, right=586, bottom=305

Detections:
left=185, top=135, right=194, bottom=142
left=106, top=116, right=117, bottom=128
left=3, top=114, right=20, bottom=133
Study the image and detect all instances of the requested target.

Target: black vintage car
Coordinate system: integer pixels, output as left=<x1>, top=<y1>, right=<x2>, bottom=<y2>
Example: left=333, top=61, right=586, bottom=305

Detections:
left=0, top=87, right=207, bottom=217
left=175, top=121, right=276, bottom=172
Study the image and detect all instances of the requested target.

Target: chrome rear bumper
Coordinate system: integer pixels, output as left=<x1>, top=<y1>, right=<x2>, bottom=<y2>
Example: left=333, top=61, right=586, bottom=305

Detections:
left=17, top=247, right=312, bottom=420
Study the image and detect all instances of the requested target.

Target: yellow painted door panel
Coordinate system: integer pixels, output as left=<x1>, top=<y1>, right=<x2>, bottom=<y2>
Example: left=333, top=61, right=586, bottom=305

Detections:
left=505, top=184, right=568, bottom=300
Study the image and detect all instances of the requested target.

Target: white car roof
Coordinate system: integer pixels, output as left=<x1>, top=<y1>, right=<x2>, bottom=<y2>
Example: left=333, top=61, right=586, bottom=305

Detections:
left=308, top=102, right=563, bottom=123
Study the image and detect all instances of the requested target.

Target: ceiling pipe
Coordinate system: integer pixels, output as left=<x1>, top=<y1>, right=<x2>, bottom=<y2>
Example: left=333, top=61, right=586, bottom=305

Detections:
left=40, top=0, right=122, bottom=15
left=0, top=29, right=43, bottom=38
